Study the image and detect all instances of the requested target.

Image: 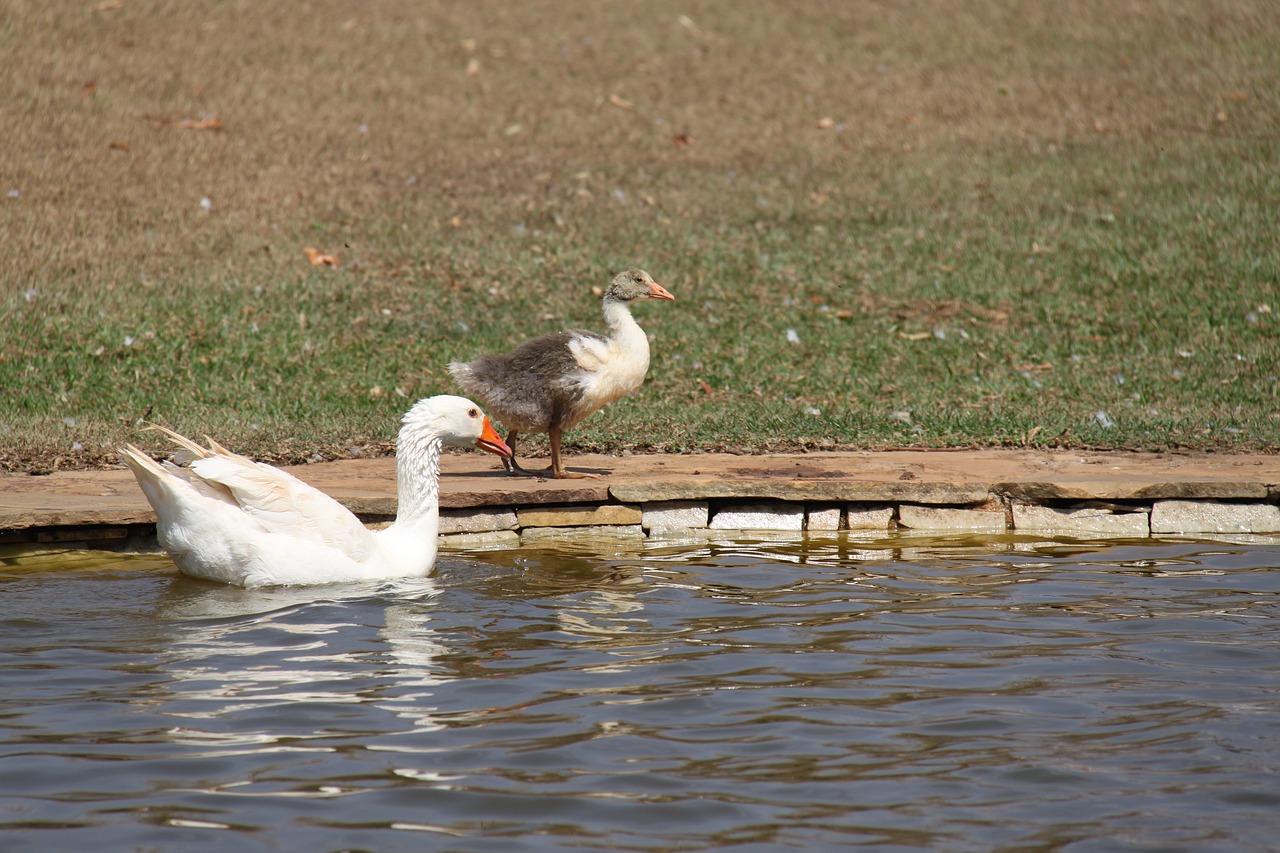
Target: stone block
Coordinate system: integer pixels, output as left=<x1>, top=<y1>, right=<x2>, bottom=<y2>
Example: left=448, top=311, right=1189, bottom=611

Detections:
left=517, top=504, right=642, bottom=529
left=438, top=508, right=518, bottom=535
left=641, top=500, right=709, bottom=531
left=646, top=527, right=716, bottom=542
left=847, top=504, right=894, bottom=530
left=520, top=525, right=646, bottom=545
left=1013, top=504, right=1149, bottom=536
left=807, top=505, right=843, bottom=531
left=706, top=528, right=806, bottom=542
left=438, top=530, right=520, bottom=550
left=710, top=502, right=804, bottom=531
left=898, top=505, right=1007, bottom=533
left=1151, top=500, right=1280, bottom=534
left=611, top=479, right=989, bottom=505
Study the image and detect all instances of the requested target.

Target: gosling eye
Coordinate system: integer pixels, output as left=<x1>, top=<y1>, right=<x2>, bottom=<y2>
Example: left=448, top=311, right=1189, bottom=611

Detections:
left=467, top=408, right=479, bottom=418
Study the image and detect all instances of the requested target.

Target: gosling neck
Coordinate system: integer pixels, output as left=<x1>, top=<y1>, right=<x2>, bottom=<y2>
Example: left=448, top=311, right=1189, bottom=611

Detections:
left=602, top=297, right=642, bottom=337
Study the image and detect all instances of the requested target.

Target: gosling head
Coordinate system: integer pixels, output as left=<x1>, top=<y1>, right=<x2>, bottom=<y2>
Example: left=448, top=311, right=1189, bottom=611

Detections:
left=602, top=268, right=675, bottom=304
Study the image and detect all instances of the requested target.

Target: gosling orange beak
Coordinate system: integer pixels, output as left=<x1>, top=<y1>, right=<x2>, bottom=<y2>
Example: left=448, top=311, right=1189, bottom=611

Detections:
left=647, top=281, right=676, bottom=301
left=475, top=416, right=513, bottom=457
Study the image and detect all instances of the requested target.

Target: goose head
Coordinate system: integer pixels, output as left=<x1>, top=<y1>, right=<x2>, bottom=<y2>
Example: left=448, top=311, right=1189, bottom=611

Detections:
left=603, top=268, right=675, bottom=304
left=401, top=395, right=512, bottom=456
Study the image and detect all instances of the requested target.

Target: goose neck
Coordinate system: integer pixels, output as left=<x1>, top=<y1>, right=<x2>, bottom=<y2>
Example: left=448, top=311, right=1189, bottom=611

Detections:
left=393, top=429, right=443, bottom=525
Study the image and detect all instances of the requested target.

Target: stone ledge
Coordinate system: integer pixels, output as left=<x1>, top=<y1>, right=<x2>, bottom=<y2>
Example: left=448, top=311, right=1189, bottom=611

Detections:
left=807, top=506, right=843, bottom=531
left=710, top=501, right=805, bottom=531
left=847, top=504, right=895, bottom=530
left=612, top=480, right=989, bottom=505
left=4, top=449, right=1280, bottom=547
left=1013, top=504, right=1150, bottom=536
left=994, top=481, right=1270, bottom=501
left=647, top=527, right=717, bottom=541
left=641, top=500, right=709, bottom=532
left=1151, top=500, right=1280, bottom=534
left=439, top=530, right=521, bottom=549
left=517, top=504, right=642, bottom=528
left=439, top=509, right=518, bottom=535
left=520, top=525, right=646, bottom=545
left=700, top=529, right=813, bottom=542
left=899, top=505, right=1008, bottom=533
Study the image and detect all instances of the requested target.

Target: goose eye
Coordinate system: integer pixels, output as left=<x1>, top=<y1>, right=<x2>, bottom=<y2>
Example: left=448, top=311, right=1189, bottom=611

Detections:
left=467, top=408, right=479, bottom=418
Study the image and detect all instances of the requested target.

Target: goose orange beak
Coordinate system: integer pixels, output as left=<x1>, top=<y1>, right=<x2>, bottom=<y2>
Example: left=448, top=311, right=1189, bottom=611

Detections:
left=647, top=282, right=676, bottom=301
left=476, top=416, right=513, bottom=457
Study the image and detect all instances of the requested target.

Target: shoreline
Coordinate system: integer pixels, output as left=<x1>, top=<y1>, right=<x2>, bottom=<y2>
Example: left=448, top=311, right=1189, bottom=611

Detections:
left=2, top=449, right=1277, bottom=553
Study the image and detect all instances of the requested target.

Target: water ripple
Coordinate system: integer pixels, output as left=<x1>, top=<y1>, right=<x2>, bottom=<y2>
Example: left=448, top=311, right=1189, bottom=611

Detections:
left=1, top=540, right=1279, bottom=850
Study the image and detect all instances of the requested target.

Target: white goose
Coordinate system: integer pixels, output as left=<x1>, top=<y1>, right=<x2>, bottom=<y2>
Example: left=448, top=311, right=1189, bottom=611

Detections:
left=119, top=395, right=511, bottom=587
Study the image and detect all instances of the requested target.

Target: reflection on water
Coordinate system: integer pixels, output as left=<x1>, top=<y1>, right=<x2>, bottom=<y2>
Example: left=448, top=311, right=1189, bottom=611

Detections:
left=1, top=535, right=1279, bottom=851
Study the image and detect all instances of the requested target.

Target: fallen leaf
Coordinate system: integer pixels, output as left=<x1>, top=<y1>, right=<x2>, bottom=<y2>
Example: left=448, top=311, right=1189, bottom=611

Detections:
left=82, top=80, right=96, bottom=97
left=671, top=132, right=691, bottom=147
left=816, top=116, right=835, bottom=129
left=1221, top=91, right=1248, bottom=102
left=92, top=0, right=124, bottom=11
left=698, top=379, right=715, bottom=396
left=897, top=331, right=932, bottom=341
left=108, top=139, right=130, bottom=151
left=178, top=117, right=222, bottom=131
left=608, top=93, right=635, bottom=111
left=677, top=15, right=701, bottom=36
left=304, top=247, right=339, bottom=267
left=466, top=57, right=481, bottom=75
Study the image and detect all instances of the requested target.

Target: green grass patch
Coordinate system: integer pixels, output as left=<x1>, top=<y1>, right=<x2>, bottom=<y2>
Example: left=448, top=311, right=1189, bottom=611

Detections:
left=2, top=1, right=1277, bottom=470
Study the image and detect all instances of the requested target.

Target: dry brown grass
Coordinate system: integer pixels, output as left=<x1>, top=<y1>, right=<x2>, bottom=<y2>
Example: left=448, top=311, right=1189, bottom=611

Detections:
left=6, top=0, right=1271, bottom=284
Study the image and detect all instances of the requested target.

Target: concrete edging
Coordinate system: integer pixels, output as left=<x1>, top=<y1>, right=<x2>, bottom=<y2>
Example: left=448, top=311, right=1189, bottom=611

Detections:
left=433, top=495, right=1280, bottom=549
left=2, top=449, right=1278, bottom=551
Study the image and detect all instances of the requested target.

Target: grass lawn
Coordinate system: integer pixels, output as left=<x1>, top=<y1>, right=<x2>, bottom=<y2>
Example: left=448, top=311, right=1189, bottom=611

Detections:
left=2, top=0, right=1277, bottom=471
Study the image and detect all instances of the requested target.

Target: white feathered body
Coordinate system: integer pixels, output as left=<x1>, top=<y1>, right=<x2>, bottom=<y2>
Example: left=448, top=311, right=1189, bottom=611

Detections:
left=563, top=299, right=653, bottom=425
left=120, top=396, right=504, bottom=587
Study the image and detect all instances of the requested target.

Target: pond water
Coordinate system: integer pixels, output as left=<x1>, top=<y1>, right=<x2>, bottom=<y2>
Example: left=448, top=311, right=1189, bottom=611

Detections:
left=2, top=536, right=1279, bottom=852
